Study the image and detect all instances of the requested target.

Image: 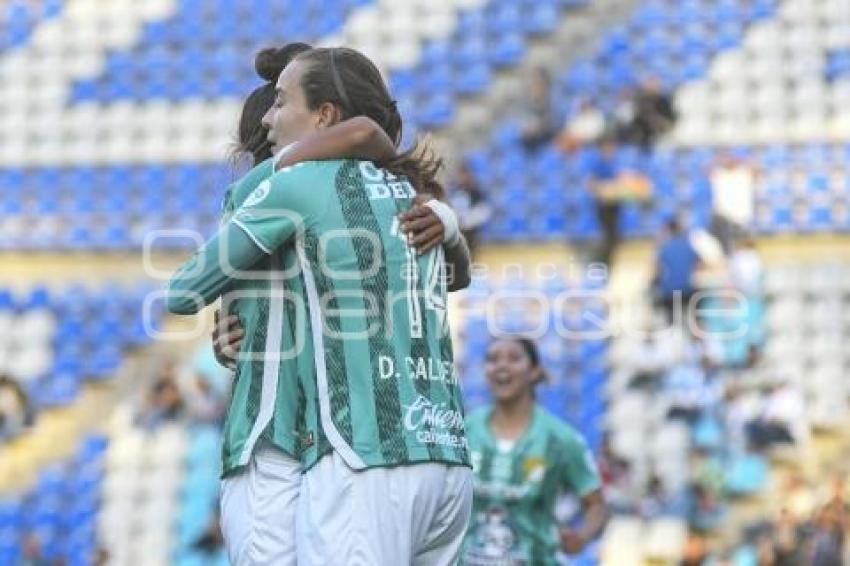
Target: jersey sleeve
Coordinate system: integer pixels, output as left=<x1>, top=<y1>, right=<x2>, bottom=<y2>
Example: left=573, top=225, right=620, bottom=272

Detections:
left=167, top=163, right=323, bottom=315
left=558, top=430, right=602, bottom=498
left=166, top=223, right=269, bottom=314
left=229, top=164, right=318, bottom=254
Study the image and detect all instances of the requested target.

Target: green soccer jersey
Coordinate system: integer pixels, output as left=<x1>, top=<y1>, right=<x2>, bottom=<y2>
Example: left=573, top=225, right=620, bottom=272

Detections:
left=170, top=157, right=308, bottom=476
left=231, top=158, right=469, bottom=471
left=168, top=158, right=469, bottom=472
left=462, top=406, right=601, bottom=566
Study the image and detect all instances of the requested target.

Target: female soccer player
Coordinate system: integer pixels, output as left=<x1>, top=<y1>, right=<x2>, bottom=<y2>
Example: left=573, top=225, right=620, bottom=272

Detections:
left=168, top=46, right=473, bottom=565
left=462, top=337, right=608, bottom=565
left=218, top=43, right=414, bottom=566
left=171, top=45, right=471, bottom=566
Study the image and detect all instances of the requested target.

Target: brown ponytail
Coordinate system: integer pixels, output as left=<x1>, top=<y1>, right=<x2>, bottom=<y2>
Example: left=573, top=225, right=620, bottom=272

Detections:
left=295, top=47, right=446, bottom=199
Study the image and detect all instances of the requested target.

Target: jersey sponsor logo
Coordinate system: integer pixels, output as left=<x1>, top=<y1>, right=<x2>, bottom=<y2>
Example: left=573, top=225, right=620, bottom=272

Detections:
left=365, top=180, right=416, bottom=200
left=402, top=394, right=467, bottom=449
left=359, top=160, right=416, bottom=200
left=243, top=180, right=271, bottom=208
left=473, top=478, right=533, bottom=501
left=378, top=355, right=458, bottom=384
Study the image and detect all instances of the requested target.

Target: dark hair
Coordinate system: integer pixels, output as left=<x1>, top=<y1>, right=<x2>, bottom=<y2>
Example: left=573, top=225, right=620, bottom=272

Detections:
left=490, top=336, right=546, bottom=386
left=513, top=337, right=541, bottom=368
left=233, top=43, right=312, bottom=166
left=293, top=47, right=444, bottom=198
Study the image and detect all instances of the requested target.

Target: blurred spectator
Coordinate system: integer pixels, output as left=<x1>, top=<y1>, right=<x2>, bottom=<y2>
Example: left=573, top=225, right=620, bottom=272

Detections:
left=681, top=531, right=710, bottom=566
left=664, top=353, right=722, bottom=426
left=745, top=379, right=804, bottom=452
left=518, top=68, right=558, bottom=151
left=722, top=385, right=761, bottom=453
left=810, top=476, right=848, bottom=566
left=729, top=238, right=763, bottom=298
left=19, top=532, right=50, bottom=566
left=194, top=508, right=225, bottom=555
left=597, top=433, right=635, bottom=513
left=0, top=373, right=33, bottom=441
left=810, top=507, right=844, bottom=566
left=588, top=137, right=623, bottom=267
left=136, top=364, right=185, bottom=431
left=611, top=88, right=639, bottom=144
left=690, top=447, right=724, bottom=500
left=709, top=153, right=756, bottom=254
left=586, top=137, right=652, bottom=267
left=639, top=475, right=681, bottom=519
left=448, top=163, right=492, bottom=258
left=558, top=98, right=607, bottom=151
left=185, top=373, right=226, bottom=425
left=652, top=218, right=700, bottom=324
left=772, top=508, right=804, bottom=566
left=689, top=482, right=725, bottom=532
left=632, top=77, right=677, bottom=149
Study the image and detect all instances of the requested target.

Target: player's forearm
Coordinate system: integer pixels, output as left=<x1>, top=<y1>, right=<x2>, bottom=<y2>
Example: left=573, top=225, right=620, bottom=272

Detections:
left=577, top=490, right=608, bottom=544
left=276, top=116, right=395, bottom=171
left=166, top=225, right=267, bottom=314
left=445, top=235, right=472, bottom=292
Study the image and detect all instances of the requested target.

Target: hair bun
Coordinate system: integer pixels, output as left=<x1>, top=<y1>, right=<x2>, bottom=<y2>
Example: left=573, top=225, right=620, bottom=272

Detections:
left=254, top=43, right=313, bottom=82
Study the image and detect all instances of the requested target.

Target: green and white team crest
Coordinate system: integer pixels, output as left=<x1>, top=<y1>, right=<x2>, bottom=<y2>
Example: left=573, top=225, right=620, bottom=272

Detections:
left=465, top=506, right=526, bottom=565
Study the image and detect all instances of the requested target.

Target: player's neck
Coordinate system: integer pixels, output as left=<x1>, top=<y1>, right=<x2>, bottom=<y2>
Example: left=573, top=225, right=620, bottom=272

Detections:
left=490, top=394, right=534, bottom=441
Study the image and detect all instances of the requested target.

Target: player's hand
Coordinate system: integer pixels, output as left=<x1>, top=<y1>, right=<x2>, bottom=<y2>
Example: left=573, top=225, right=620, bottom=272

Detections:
left=212, top=310, right=244, bottom=371
left=558, top=529, right=587, bottom=555
left=398, top=193, right=444, bottom=254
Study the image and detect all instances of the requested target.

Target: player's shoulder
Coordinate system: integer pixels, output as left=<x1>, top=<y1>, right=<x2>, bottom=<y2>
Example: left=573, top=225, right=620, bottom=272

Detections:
left=464, top=406, right=491, bottom=433
left=535, top=406, right=584, bottom=446
left=236, top=158, right=275, bottom=191
left=271, top=159, right=347, bottom=183
left=229, top=158, right=275, bottom=207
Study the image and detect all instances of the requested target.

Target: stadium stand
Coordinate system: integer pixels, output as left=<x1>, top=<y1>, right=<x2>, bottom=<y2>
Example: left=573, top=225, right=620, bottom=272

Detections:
left=0, top=0, right=64, bottom=51
left=0, top=283, right=163, bottom=437
left=0, top=434, right=107, bottom=565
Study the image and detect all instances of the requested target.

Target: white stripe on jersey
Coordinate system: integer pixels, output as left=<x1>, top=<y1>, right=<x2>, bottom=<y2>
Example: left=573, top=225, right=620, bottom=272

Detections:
left=238, top=276, right=285, bottom=466
left=296, top=236, right=367, bottom=470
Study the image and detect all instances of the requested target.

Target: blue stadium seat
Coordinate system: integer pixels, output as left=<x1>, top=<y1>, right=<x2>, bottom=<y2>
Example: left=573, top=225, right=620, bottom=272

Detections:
left=489, top=33, right=525, bottom=66
left=525, top=2, right=559, bottom=34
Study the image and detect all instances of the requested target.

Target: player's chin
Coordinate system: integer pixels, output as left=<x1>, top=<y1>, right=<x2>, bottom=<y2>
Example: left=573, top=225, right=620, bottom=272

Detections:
left=488, top=381, right=520, bottom=401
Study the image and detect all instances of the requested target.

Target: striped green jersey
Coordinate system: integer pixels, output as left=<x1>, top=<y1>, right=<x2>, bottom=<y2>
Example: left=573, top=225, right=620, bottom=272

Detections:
left=216, top=157, right=307, bottom=476
left=462, top=406, right=601, bottom=566
left=231, top=159, right=470, bottom=471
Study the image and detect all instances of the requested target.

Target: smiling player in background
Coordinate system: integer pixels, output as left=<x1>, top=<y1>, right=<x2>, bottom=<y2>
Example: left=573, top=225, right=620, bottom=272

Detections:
left=462, top=337, right=608, bottom=565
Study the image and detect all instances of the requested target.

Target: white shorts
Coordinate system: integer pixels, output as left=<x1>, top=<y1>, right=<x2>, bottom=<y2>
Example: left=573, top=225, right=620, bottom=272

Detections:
left=219, top=442, right=301, bottom=566
left=296, top=451, right=473, bottom=566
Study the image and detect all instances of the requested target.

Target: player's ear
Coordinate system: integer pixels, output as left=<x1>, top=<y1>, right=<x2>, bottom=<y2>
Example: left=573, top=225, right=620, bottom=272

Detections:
left=315, top=102, right=341, bottom=129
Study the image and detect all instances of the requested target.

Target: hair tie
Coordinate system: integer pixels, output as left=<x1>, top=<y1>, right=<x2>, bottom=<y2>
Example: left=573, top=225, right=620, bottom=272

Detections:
left=387, top=99, right=398, bottom=111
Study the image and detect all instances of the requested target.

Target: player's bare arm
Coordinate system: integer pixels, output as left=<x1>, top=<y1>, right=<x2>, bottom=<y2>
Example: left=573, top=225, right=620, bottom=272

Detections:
left=274, top=116, right=395, bottom=170
left=558, top=489, right=608, bottom=554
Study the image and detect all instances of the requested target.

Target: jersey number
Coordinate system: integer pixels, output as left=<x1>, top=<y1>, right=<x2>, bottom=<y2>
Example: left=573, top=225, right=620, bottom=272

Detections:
left=391, top=218, right=448, bottom=338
